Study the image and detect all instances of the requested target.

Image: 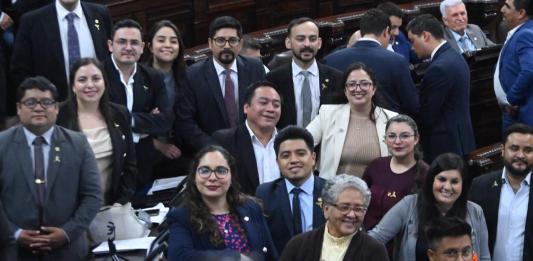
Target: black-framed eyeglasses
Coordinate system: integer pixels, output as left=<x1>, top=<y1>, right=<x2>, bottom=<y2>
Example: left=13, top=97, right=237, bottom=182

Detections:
left=328, top=203, right=367, bottom=215
left=385, top=133, right=416, bottom=142
left=196, top=166, right=230, bottom=179
left=212, top=37, right=240, bottom=47
left=19, top=98, right=56, bottom=109
left=440, top=246, right=473, bottom=260
left=345, top=80, right=373, bottom=90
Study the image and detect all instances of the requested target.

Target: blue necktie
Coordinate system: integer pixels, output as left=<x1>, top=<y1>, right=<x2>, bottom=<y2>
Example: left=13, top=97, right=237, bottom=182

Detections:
left=66, top=13, right=81, bottom=68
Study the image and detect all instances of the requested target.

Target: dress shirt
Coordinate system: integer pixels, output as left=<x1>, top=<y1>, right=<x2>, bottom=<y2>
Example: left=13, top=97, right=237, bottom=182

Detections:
left=320, top=223, right=357, bottom=261
left=285, top=175, right=315, bottom=233
left=23, top=126, right=54, bottom=181
left=451, top=30, right=476, bottom=52
left=493, top=23, right=524, bottom=106
left=493, top=169, right=530, bottom=261
left=430, top=41, right=447, bottom=61
left=291, top=60, right=320, bottom=127
left=56, top=0, right=96, bottom=81
left=245, top=120, right=279, bottom=184
left=213, top=59, right=239, bottom=107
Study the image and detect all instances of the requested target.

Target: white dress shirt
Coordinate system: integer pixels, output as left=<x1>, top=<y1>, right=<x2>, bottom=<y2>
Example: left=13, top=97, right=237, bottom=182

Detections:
left=291, top=60, right=320, bottom=127
left=493, top=23, right=524, bottom=106
left=213, top=59, right=239, bottom=107
left=245, top=120, right=279, bottom=184
left=493, top=169, right=530, bottom=261
left=451, top=29, right=476, bottom=52
left=285, top=175, right=315, bottom=233
left=56, top=0, right=96, bottom=81
left=430, top=41, right=447, bottom=61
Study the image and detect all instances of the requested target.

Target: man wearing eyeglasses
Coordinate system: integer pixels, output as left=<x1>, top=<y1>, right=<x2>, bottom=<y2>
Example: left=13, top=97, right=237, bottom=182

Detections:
left=0, top=76, right=101, bottom=260
left=426, top=217, right=476, bottom=261
left=174, top=16, right=266, bottom=155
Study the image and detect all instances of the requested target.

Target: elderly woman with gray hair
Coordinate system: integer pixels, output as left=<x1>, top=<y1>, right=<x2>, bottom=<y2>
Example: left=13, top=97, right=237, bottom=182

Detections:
left=280, top=174, right=389, bottom=261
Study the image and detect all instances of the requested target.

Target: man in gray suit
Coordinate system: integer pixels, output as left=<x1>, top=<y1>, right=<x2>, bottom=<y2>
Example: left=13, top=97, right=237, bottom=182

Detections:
left=0, top=77, right=101, bottom=260
left=440, top=0, right=495, bottom=53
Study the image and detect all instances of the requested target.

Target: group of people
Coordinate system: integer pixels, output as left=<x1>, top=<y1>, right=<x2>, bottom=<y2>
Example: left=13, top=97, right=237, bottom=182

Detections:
left=0, top=0, right=532, bottom=260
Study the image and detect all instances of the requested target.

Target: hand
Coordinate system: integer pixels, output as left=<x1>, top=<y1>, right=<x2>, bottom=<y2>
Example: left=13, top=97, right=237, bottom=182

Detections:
left=153, top=139, right=182, bottom=159
left=0, top=13, right=13, bottom=30
left=17, top=229, right=50, bottom=254
left=150, top=107, right=160, bottom=115
left=33, top=227, right=67, bottom=250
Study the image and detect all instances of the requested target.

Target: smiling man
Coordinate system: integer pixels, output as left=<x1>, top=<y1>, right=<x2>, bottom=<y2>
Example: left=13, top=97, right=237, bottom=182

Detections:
left=440, top=0, right=495, bottom=53
left=470, top=123, right=533, bottom=261
left=255, top=126, right=326, bottom=254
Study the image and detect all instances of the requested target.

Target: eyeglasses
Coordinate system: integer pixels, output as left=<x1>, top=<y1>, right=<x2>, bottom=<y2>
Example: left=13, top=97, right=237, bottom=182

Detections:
left=440, top=246, right=473, bottom=260
left=329, top=203, right=367, bottom=215
left=345, top=80, right=373, bottom=90
left=196, top=166, right=230, bottom=179
left=19, top=98, right=56, bottom=109
left=212, top=37, right=240, bottom=47
left=385, top=133, right=416, bottom=142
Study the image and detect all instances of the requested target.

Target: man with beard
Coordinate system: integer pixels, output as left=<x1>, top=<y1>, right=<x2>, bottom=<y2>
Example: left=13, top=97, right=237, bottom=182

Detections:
left=470, top=123, right=533, bottom=261
left=266, top=17, right=342, bottom=129
left=175, top=16, right=266, bottom=153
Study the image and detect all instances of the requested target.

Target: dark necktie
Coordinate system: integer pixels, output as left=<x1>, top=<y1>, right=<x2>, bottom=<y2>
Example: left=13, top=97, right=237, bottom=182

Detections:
left=66, top=12, right=81, bottom=68
left=33, top=136, right=46, bottom=225
left=301, top=71, right=312, bottom=127
left=291, top=187, right=303, bottom=234
left=223, top=69, right=237, bottom=127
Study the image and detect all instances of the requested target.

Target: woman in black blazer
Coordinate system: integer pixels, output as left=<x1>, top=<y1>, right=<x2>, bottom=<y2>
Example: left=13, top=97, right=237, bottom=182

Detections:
left=57, top=57, right=137, bottom=205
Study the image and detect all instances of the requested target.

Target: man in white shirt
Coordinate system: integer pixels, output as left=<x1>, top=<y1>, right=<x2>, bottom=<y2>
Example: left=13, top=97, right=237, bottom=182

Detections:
left=470, top=123, right=533, bottom=261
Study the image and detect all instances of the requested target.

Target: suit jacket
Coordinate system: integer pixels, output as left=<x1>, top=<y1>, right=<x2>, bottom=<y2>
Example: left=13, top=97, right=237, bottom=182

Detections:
left=392, top=31, right=420, bottom=64
left=0, top=125, right=101, bottom=260
left=255, top=176, right=327, bottom=254
left=10, top=2, right=112, bottom=101
left=57, top=102, right=137, bottom=205
left=418, top=43, right=476, bottom=162
left=265, top=61, right=343, bottom=129
left=280, top=225, right=389, bottom=261
left=323, top=40, right=419, bottom=116
left=469, top=170, right=533, bottom=260
left=498, top=20, right=533, bottom=126
left=174, top=55, right=266, bottom=153
left=166, top=199, right=278, bottom=261
left=212, top=124, right=261, bottom=195
left=443, top=24, right=495, bottom=53
left=306, top=104, right=396, bottom=180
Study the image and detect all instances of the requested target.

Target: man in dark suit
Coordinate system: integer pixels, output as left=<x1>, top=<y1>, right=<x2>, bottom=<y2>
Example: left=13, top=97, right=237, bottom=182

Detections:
left=174, top=16, right=266, bottom=154
left=266, top=17, right=342, bottom=129
left=104, top=19, right=171, bottom=189
left=407, top=14, right=475, bottom=162
left=494, top=0, right=533, bottom=131
left=213, top=81, right=281, bottom=195
left=10, top=0, right=112, bottom=101
left=323, top=9, right=419, bottom=117
left=470, top=123, right=533, bottom=261
left=378, top=2, right=419, bottom=64
left=0, top=76, right=101, bottom=260
left=256, top=126, right=326, bottom=254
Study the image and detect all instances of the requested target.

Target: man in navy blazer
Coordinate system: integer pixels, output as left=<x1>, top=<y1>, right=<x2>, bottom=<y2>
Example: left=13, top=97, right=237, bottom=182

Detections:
left=256, top=126, right=326, bottom=254
left=11, top=0, right=112, bottom=101
left=407, top=14, right=475, bottom=162
left=323, top=9, right=419, bottom=117
left=495, top=0, right=533, bottom=130
left=174, top=16, right=266, bottom=154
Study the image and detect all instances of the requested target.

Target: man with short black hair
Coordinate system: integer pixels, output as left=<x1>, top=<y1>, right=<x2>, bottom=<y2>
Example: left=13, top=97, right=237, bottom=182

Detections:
left=378, top=2, right=419, bottom=63
left=425, top=217, right=474, bottom=261
left=470, top=123, right=533, bottom=261
left=407, top=14, right=475, bottom=162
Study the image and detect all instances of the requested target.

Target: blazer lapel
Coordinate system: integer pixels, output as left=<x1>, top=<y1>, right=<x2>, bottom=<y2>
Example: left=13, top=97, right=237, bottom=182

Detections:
left=82, top=3, right=107, bottom=60
left=374, top=108, right=390, bottom=156
left=312, top=177, right=325, bottom=228
left=14, top=126, right=39, bottom=203
left=205, top=59, right=229, bottom=126
left=237, top=126, right=260, bottom=188
left=132, top=68, right=148, bottom=112
left=281, top=64, right=297, bottom=125
left=236, top=56, right=249, bottom=120
left=44, top=6, right=66, bottom=72
left=332, top=104, right=350, bottom=170
left=45, top=127, right=64, bottom=202
left=317, top=64, right=331, bottom=104
left=276, top=181, right=295, bottom=235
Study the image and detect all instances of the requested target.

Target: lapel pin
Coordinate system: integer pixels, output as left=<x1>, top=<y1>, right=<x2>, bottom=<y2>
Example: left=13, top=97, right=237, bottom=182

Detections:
left=325, top=78, right=329, bottom=83
left=54, top=156, right=61, bottom=163
left=492, top=181, right=498, bottom=188
left=54, top=146, right=60, bottom=152
left=114, top=122, right=120, bottom=128
left=244, top=216, right=249, bottom=222
left=262, top=247, right=268, bottom=253
left=94, top=19, right=100, bottom=30
left=316, top=197, right=323, bottom=208
left=387, top=191, right=397, bottom=198
left=143, top=85, right=149, bottom=91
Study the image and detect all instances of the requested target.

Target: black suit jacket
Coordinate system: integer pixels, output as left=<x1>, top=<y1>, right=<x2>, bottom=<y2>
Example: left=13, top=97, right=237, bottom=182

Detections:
left=255, top=176, right=327, bottom=254
left=212, top=124, right=260, bottom=195
left=266, top=61, right=343, bottom=129
left=174, top=55, right=266, bottom=153
left=469, top=170, right=533, bottom=260
left=11, top=1, right=112, bottom=101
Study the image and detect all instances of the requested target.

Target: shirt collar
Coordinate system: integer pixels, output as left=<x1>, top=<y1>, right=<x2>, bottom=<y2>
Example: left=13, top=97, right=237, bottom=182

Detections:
left=501, top=167, right=531, bottom=187
left=55, top=0, right=82, bottom=20
left=324, top=221, right=357, bottom=243
left=431, top=41, right=447, bottom=61
left=291, top=59, right=318, bottom=77
left=285, top=174, right=314, bottom=196
left=451, top=29, right=466, bottom=41
left=111, top=55, right=137, bottom=83
left=213, top=58, right=238, bottom=76
left=23, top=126, right=55, bottom=147
left=245, top=120, right=277, bottom=144
left=507, top=23, right=524, bottom=41
left=358, top=37, right=382, bottom=46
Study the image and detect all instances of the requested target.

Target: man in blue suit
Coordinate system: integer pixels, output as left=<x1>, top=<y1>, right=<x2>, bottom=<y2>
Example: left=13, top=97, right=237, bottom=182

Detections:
left=378, top=2, right=419, bottom=64
left=494, top=0, right=533, bottom=130
left=323, top=9, right=419, bottom=117
left=255, top=126, right=326, bottom=255
left=407, top=14, right=476, bottom=162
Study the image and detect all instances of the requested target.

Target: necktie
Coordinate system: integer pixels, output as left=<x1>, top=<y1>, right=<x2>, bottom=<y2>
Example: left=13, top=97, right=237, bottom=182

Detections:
left=66, top=12, right=81, bottom=68
left=223, top=69, right=237, bottom=127
left=33, top=136, right=46, bottom=225
left=301, top=71, right=312, bottom=127
left=291, top=187, right=303, bottom=234
left=459, top=35, right=470, bottom=53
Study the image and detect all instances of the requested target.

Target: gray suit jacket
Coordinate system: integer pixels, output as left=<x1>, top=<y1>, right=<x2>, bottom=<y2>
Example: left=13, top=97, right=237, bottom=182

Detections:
left=0, top=125, right=101, bottom=260
left=444, top=24, right=495, bottom=53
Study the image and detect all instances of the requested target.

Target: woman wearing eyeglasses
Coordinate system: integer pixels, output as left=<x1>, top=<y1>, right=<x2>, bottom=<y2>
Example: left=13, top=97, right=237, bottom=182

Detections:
left=368, top=153, right=490, bottom=261
left=362, top=114, right=428, bottom=231
left=166, top=145, right=278, bottom=261
left=306, top=62, right=397, bottom=179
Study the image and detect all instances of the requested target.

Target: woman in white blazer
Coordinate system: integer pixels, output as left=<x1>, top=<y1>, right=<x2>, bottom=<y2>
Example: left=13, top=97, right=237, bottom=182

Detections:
left=306, top=62, right=397, bottom=179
